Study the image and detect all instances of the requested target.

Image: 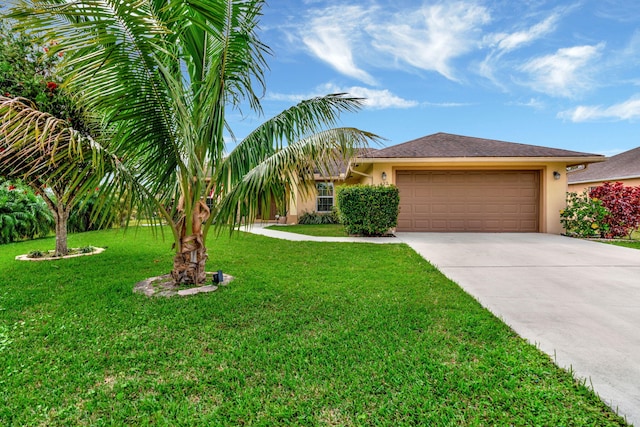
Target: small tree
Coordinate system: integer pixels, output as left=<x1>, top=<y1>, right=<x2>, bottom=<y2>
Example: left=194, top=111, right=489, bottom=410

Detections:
left=0, top=19, right=97, bottom=256
left=589, top=182, right=640, bottom=238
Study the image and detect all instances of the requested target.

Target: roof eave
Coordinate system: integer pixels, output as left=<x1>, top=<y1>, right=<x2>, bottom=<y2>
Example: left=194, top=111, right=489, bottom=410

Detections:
left=568, top=174, right=640, bottom=185
left=355, top=156, right=606, bottom=164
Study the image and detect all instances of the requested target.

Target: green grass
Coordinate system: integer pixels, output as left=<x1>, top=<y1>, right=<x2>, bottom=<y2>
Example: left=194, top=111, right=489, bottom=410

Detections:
left=605, top=240, right=640, bottom=250
left=598, top=230, right=640, bottom=250
left=267, top=223, right=349, bottom=237
left=0, top=228, right=628, bottom=426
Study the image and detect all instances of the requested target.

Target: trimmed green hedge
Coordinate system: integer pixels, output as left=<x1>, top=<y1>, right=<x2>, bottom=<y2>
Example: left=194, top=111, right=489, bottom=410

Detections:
left=337, top=184, right=400, bottom=236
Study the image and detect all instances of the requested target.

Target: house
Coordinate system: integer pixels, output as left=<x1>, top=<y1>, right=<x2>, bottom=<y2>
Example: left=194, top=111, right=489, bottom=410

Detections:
left=287, top=132, right=604, bottom=234
left=567, top=146, right=640, bottom=193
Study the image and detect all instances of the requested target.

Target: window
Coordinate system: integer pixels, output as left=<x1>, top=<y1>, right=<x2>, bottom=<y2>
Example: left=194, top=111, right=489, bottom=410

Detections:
left=316, top=182, right=334, bottom=212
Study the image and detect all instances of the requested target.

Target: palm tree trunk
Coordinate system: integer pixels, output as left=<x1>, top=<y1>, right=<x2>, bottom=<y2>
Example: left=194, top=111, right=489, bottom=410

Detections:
left=171, top=232, right=208, bottom=284
left=171, top=198, right=210, bottom=285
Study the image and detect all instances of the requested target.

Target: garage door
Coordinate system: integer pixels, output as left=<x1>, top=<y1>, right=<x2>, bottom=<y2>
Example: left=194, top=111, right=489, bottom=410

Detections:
left=396, top=170, right=539, bottom=232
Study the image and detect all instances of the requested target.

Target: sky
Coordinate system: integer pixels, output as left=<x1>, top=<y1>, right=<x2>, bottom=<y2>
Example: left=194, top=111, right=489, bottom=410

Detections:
left=226, top=0, right=640, bottom=157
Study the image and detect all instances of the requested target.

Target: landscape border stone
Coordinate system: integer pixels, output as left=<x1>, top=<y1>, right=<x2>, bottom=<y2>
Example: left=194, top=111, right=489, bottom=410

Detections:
left=15, top=247, right=106, bottom=261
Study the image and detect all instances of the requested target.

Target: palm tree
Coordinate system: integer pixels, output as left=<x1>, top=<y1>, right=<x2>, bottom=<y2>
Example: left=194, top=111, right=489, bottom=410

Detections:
left=0, top=19, right=103, bottom=256
left=5, top=0, right=378, bottom=284
left=0, top=96, right=103, bottom=255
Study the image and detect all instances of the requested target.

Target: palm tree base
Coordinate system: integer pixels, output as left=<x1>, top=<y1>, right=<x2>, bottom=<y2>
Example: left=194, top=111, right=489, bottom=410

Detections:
left=171, top=235, right=208, bottom=284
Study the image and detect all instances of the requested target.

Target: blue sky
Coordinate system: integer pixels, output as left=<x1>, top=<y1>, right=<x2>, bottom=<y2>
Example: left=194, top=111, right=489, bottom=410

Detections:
left=227, top=0, right=640, bottom=156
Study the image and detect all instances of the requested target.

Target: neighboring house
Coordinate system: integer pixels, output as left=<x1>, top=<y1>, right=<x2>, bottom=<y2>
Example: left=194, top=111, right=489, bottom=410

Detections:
left=287, top=132, right=604, bottom=234
left=567, top=146, right=640, bottom=193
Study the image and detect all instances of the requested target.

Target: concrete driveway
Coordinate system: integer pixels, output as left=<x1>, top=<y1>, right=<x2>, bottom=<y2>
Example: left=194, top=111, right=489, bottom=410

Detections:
left=395, top=232, right=640, bottom=425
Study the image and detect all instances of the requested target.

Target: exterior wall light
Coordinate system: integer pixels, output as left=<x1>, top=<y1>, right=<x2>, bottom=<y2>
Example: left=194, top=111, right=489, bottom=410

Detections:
left=553, top=171, right=561, bottom=180
left=381, top=171, right=387, bottom=181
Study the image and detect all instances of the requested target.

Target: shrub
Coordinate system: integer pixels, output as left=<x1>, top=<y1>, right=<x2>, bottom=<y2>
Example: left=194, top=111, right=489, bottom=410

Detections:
left=337, top=184, right=399, bottom=236
left=298, top=210, right=339, bottom=225
left=68, top=192, right=117, bottom=233
left=27, top=249, right=44, bottom=258
left=560, top=191, right=610, bottom=238
left=0, top=181, right=54, bottom=244
left=589, top=182, right=640, bottom=238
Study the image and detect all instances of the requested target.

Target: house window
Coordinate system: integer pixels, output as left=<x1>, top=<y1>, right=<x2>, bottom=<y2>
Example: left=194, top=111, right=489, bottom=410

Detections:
left=316, top=182, right=334, bottom=212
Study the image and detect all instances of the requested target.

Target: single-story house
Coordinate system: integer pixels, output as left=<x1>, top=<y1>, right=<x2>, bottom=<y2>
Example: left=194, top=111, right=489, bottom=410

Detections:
left=288, top=132, right=604, bottom=234
left=567, top=146, right=640, bottom=193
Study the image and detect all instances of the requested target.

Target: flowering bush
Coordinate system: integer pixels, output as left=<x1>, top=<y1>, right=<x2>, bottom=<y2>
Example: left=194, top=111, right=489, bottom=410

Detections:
left=0, top=21, right=82, bottom=126
left=589, top=182, right=640, bottom=238
left=560, top=191, right=610, bottom=238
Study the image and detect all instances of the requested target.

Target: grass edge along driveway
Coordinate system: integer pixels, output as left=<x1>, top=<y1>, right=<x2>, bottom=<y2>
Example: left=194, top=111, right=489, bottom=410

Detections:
left=0, top=228, right=629, bottom=426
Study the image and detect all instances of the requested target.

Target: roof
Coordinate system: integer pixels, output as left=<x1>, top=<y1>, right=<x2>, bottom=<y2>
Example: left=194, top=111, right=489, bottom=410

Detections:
left=568, top=146, right=640, bottom=184
left=313, top=148, right=378, bottom=177
left=361, top=132, right=603, bottom=159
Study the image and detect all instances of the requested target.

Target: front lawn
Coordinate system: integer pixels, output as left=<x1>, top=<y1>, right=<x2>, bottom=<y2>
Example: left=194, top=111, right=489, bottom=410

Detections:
left=0, top=228, right=628, bottom=426
left=267, top=223, right=349, bottom=237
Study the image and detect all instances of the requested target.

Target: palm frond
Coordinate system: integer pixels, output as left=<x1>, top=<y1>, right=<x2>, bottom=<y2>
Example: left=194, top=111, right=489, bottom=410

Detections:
left=214, top=94, right=368, bottom=196
left=212, top=127, right=381, bottom=233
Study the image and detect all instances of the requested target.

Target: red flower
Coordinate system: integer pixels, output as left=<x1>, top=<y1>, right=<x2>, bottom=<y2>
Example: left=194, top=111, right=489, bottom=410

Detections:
left=8, top=185, right=15, bottom=191
left=43, top=47, right=49, bottom=53
left=46, top=81, right=58, bottom=90
left=95, top=187, right=100, bottom=192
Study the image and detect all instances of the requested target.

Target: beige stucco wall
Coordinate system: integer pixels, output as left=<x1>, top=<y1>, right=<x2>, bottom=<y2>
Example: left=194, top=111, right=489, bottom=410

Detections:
left=288, top=176, right=351, bottom=224
left=568, top=178, right=640, bottom=194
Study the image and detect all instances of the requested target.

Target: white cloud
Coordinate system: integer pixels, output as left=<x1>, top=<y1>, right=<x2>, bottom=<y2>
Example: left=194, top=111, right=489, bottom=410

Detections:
left=519, top=43, right=605, bottom=97
left=300, top=5, right=376, bottom=85
left=369, top=2, right=490, bottom=81
left=558, top=95, right=640, bottom=122
left=266, top=83, right=418, bottom=110
left=478, top=8, right=573, bottom=88
left=331, top=86, right=419, bottom=109
left=508, top=98, right=546, bottom=109
left=485, top=14, right=560, bottom=53
left=297, top=1, right=490, bottom=83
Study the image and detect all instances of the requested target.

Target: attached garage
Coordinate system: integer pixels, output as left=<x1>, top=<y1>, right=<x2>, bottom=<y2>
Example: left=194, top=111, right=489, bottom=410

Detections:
left=290, top=132, right=605, bottom=234
left=396, top=170, right=540, bottom=232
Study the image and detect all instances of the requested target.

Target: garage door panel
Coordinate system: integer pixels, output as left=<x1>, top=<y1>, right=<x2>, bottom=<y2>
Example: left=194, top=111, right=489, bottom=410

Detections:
left=414, top=204, right=432, bottom=214
left=396, top=170, right=539, bottom=232
left=396, top=172, right=414, bottom=184
left=431, top=204, right=449, bottom=214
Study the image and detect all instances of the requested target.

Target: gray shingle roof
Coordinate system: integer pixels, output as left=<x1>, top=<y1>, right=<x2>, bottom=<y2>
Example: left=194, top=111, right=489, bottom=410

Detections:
left=568, top=146, right=640, bottom=184
left=361, top=132, right=602, bottom=159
